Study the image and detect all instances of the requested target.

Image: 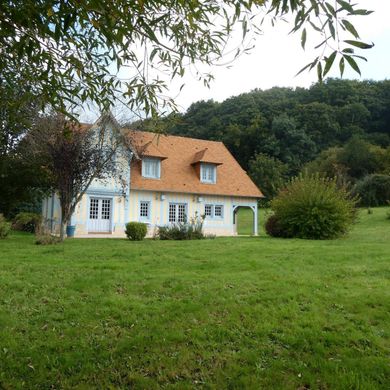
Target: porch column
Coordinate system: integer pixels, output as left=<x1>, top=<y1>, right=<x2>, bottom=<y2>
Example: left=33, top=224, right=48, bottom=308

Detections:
left=253, top=205, right=258, bottom=236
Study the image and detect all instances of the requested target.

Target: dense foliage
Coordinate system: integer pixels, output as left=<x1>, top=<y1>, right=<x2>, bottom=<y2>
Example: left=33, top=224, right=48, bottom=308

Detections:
left=0, top=214, right=11, bottom=239
left=12, top=212, right=42, bottom=233
left=269, top=175, right=358, bottom=239
left=133, top=79, right=390, bottom=197
left=0, top=1, right=371, bottom=116
left=353, top=174, right=390, bottom=207
left=125, top=222, right=148, bottom=241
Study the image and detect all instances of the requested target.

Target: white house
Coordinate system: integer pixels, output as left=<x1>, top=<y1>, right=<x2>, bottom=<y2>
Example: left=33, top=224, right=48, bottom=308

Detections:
left=42, top=116, right=263, bottom=237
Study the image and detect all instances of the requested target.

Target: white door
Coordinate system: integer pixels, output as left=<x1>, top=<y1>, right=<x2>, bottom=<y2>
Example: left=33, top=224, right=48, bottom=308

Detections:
left=88, top=198, right=112, bottom=233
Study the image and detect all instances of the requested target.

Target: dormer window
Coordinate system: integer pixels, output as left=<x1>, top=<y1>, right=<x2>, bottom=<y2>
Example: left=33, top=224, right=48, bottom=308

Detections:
left=200, top=163, right=216, bottom=184
left=142, top=157, right=161, bottom=179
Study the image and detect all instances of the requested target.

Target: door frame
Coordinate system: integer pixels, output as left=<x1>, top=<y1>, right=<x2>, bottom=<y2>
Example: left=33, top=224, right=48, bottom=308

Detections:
left=86, top=195, right=114, bottom=233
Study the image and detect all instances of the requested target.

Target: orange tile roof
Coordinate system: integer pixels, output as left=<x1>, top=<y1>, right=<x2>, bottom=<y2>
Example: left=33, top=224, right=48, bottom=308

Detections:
left=191, top=148, right=223, bottom=165
left=140, top=141, right=167, bottom=160
left=126, top=130, right=263, bottom=198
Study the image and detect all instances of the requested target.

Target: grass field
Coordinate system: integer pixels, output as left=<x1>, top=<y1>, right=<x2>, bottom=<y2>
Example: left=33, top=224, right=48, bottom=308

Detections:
left=0, top=208, right=389, bottom=389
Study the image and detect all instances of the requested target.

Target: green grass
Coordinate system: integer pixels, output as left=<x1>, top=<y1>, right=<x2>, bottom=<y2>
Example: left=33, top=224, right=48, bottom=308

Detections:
left=0, top=208, right=389, bottom=389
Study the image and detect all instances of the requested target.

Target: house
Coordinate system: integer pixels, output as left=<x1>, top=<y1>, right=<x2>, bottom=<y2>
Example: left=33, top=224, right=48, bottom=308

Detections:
left=42, top=116, right=263, bottom=237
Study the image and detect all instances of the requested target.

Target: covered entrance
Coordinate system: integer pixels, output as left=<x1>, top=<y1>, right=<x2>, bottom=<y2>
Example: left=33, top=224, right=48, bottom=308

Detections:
left=233, top=204, right=258, bottom=236
left=88, top=197, right=112, bottom=233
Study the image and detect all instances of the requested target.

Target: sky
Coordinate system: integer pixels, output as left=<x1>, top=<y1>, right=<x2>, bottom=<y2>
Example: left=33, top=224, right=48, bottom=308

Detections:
left=81, top=0, right=390, bottom=122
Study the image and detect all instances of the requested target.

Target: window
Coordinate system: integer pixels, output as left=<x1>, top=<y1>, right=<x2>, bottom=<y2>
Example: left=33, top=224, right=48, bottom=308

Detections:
left=214, top=205, right=223, bottom=218
left=142, top=157, right=161, bottom=179
left=101, top=199, right=111, bottom=220
left=139, top=201, right=150, bottom=220
left=89, top=198, right=99, bottom=219
left=200, top=163, right=216, bottom=184
left=169, top=203, right=187, bottom=223
left=204, top=204, right=224, bottom=219
left=205, top=204, right=212, bottom=217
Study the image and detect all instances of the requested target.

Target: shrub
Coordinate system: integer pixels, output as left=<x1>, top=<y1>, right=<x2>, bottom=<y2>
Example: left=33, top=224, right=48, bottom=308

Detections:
left=13, top=212, right=42, bottom=233
left=270, top=174, right=358, bottom=239
left=125, top=222, right=148, bottom=241
left=0, top=214, right=11, bottom=239
left=354, top=174, right=390, bottom=207
left=158, top=213, right=205, bottom=240
left=35, top=234, right=62, bottom=245
left=265, top=214, right=288, bottom=238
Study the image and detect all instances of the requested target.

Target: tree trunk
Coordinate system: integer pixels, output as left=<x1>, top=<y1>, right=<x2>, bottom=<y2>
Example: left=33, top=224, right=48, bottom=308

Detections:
left=60, top=207, right=69, bottom=241
left=60, top=220, right=66, bottom=241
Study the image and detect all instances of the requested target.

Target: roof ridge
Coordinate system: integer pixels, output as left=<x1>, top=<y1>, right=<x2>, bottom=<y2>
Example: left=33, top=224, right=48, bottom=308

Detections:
left=124, top=128, right=224, bottom=144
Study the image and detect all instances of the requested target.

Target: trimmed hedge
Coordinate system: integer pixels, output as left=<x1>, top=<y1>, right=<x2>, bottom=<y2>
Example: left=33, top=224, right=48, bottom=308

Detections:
left=270, top=175, right=358, bottom=239
left=125, top=222, right=148, bottom=241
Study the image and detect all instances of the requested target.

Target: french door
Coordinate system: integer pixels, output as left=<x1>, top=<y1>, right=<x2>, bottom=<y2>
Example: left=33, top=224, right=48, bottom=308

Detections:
left=88, top=197, right=112, bottom=233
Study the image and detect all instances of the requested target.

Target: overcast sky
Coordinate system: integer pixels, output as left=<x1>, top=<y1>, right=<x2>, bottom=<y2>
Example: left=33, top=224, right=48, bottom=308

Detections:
left=81, top=0, right=390, bottom=122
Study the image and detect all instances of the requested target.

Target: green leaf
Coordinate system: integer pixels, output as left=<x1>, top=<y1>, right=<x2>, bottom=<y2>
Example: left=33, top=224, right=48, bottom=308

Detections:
left=323, top=51, right=337, bottom=76
left=344, top=55, right=361, bottom=75
left=339, top=57, right=345, bottom=76
left=336, top=0, right=354, bottom=13
left=344, top=40, right=374, bottom=49
left=317, top=61, right=323, bottom=81
left=301, top=28, right=307, bottom=49
left=341, top=20, right=360, bottom=39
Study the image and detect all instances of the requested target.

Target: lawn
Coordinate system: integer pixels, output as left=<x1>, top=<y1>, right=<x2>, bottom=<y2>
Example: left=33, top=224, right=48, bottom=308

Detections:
left=0, top=208, right=389, bottom=389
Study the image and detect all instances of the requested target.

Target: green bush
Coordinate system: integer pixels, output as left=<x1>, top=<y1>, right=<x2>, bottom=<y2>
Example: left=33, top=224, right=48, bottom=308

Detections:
left=125, top=222, right=148, bottom=241
left=270, top=174, right=358, bottom=239
left=265, top=214, right=288, bottom=238
left=158, top=213, right=205, bottom=240
left=13, top=212, right=42, bottom=233
left=354, top=174, right=390, bottom=207
left=0, top=214, right=11, bottom=239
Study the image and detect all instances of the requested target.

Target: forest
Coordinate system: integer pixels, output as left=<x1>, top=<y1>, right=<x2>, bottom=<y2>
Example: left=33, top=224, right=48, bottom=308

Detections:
left=133, top=78, right=390, bottom=205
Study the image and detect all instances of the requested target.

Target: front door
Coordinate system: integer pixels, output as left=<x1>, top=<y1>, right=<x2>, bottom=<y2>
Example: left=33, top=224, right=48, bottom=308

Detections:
left=88, top=197, right=112, bottom=233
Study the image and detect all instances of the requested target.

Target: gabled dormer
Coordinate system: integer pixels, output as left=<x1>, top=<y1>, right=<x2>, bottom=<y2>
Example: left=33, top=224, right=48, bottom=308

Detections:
left=191, top=148, right=222, bottom=184
left=140, top=141, right=167, bottom=180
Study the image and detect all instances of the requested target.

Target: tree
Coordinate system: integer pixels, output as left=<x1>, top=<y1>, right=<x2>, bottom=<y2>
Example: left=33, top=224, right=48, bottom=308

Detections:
left=271, top=114, right=316, bottom=173
left=0, top=0, right=373, bottom=117
left=23, top=113, right=131, bottom=240
left=248, top=153, right=287, bottom=200
left=0, top=75, right=50, bottom=217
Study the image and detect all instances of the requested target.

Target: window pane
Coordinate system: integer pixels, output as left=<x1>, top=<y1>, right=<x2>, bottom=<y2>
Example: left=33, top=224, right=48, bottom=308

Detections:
left=169, top=204, right=176, bottom=222
left=101, top=199, right=111, bottom=220
left=143, top=158, right=160, bottom=178
left=178, top=204, right=186, bottom=222
left=201, top=164, right=216, bottom=183
left=89, top=199, right=99, bottom=219
left=205, top=205, right=212, bottom=216
left=140, top=201, right=149, bottom=218
left=214, top=205, right=223, bottom=217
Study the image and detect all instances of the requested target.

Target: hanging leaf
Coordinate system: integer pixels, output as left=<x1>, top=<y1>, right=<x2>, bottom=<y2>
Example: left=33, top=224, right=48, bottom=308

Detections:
left=342, top=20, right=360, bottom=39
left=344, top=55, right=361, bottom=75
left=344, top=40, right=374, bottom=49
left=323, top=51, right=337, bottom=76
left=301, top=28, right=307, bottom=49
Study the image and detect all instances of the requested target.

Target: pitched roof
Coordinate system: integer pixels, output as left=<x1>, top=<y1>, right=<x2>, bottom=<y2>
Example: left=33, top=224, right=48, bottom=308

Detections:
left=139, top=141, right=167, bottom=160
left=191, top=148, right=222, bottom=165
left=127, top=130, right=263, bottom=198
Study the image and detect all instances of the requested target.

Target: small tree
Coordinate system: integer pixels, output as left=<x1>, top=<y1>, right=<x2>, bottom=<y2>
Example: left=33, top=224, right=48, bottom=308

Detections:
left=24, top=113, right=132, bottom=240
